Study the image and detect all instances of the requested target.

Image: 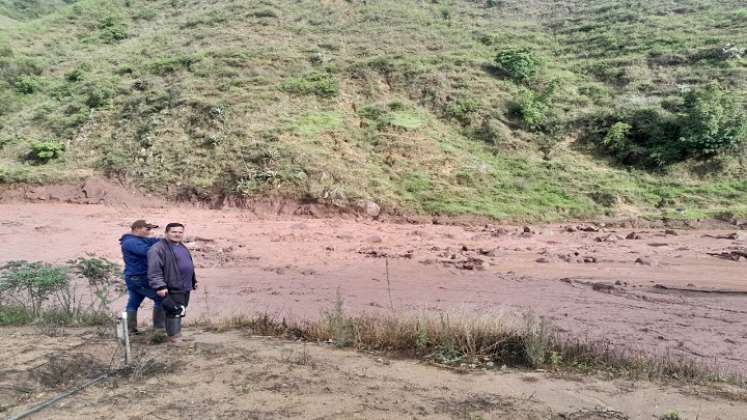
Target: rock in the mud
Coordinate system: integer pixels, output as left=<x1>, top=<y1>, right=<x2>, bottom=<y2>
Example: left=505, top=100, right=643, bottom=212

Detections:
left=535, top=257, right=552, bottom=263
left=583, top=256, right=597, bottom=263
left=355, top=199, right=381, bottom=218
left=366, top=235, right=383, bottom=244
left=635, top=257, right=656, bottom=266
left=664, top=229, right=678, bottom=236
left=478, top=248, right=499, bottom=257
left=576, top=224, right=600, bottom=232
left=595, top=233, right=624, bottom=243
left=727, top=232, right=746, bottom=241
left=625, top=232, right=641, bottom=240
left=591, top=282, right=616, bottom=293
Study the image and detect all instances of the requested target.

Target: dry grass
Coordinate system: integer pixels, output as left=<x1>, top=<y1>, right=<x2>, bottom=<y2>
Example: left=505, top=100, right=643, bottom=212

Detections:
left=191, top=300, right=746, bottom=387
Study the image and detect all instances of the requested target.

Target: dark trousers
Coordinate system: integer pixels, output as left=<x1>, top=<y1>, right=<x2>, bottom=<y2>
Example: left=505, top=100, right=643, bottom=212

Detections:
left=164, top=290, right=190, bottom=319
left=125, top=276, right=162, bottom=311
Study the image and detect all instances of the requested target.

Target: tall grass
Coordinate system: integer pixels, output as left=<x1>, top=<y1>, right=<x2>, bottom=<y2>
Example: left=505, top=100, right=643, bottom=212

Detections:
left=194, top=297, right=745, bottom=386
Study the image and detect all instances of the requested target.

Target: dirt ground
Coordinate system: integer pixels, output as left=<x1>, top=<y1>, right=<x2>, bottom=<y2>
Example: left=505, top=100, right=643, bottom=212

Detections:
left=1, top=203, right=745, bottom=372
left=1, top=326, right=746, bottom=420
left=1, top=202, right=747, bottom=418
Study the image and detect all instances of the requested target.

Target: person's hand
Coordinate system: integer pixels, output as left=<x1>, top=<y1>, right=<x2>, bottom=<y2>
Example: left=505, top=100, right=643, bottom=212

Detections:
left=157, top=289, right=168, bottom=297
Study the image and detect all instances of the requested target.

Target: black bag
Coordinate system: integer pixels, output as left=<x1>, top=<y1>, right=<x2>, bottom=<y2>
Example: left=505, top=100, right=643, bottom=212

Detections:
left=161, top=294, right=186, bottom=317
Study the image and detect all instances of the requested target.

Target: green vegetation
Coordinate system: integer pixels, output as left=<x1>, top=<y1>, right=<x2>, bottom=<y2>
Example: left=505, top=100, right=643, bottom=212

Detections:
left=1, top=0, right=746, bottom=221
left=0, top=257, right=123, bottom=328
left=495, top=48, right=542, bottom=83
left=27, top=139, right=65, bottom=164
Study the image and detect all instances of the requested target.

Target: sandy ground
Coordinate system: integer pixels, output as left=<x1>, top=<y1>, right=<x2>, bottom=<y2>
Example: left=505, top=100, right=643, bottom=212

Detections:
left=0, top=202, right=746, bottom=379
left=1, top=327, right=746, bottom=420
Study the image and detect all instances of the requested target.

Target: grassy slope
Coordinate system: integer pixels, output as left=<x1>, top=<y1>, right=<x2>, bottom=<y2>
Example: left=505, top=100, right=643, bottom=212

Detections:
left=0, top=0, right=746, bottom=221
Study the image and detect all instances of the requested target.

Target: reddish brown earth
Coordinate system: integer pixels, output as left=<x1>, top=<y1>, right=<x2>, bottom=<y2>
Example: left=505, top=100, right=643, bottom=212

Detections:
left=0, top=202, right=746, bottom=375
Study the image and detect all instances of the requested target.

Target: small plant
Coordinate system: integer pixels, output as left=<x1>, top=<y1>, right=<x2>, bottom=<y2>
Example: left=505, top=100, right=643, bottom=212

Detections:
left=659, top=410, right=681, bottom=420
left=65, top=68, right=84, bottom=82
left=446, top=98, right=481, bottom=126
left=523, top=312, right=552, bottom=368
left=26, top=139, right=65, bottom=164
left=68, top=255, right=123, bottom=311
left=281, top=72, right=339, bottom=98
left=14, top=74, right=43, bottom=94
left=323, top=287, right=353, bottom=347
left=495, top=48, right=541, bottom=83
left=486, top=0, right=499, bottom=8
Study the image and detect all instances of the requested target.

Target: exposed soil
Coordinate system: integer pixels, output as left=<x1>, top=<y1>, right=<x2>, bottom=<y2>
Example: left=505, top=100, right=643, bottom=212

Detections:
left=1, top=327, right=746, bottom=420
left=0, top=202, right=746, bottom=379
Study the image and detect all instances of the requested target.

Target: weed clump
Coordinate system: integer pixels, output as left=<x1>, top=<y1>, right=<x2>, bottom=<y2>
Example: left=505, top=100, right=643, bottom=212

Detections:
left=281, top=72, right=339, bottom=98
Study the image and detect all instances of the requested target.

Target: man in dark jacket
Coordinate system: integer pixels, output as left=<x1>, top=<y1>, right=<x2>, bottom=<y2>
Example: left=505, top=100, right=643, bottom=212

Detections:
left=147, top=222, right=197, bottom=340
left=120, top=219, right=164, bottom=334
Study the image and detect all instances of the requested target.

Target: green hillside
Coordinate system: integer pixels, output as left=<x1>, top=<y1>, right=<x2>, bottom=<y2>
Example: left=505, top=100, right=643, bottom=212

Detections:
left=1, top=0, right=746, bottom=220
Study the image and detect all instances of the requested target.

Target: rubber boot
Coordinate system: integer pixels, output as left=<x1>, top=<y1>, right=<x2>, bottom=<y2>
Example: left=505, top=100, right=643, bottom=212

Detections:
left=165, top=317, right=182, bottom=338
left=153, top=307, right=166, bottom=330
left=126, top=310, right=140, bottom=335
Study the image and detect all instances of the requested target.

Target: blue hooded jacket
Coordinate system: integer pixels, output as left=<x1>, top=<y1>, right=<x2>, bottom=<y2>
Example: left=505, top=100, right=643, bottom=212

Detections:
left=120, top=234, right=160, bottom=277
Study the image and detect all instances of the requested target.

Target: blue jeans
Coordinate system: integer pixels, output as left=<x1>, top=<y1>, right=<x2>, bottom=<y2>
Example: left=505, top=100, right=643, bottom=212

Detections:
left=125, top=276, right=162, bottom=311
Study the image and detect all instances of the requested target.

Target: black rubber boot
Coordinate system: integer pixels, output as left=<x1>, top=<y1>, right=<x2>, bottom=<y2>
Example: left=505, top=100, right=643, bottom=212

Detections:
left=165, top=317, right=181, bottom=337
left=126, top=310, right=140, bottom=335
left=153, top=307, right=166, bottom=330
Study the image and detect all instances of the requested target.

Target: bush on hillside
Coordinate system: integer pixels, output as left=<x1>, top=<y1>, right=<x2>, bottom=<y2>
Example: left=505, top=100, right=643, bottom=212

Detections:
left=495, top=48, right=541, bottom=83
left=99, top=16, right=127, bottom=43
left=596, top=83, right=747, bottom=168
left=26, top=139, right=65, bottom=164
left=14, top=74, right=43, bottom=94
left=515, top=80, right=558, bottom=132
left=80, top=81, right=114, bottom=108
left=445, top=98, right=481, bottom=126
left=281, top=72, right=339, bottom=98
left=678, top=82, right=747, bottom=157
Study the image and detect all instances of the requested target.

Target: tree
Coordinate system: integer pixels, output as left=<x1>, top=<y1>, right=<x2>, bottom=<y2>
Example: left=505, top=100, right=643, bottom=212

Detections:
left=679, top=82, right=747, bottom=157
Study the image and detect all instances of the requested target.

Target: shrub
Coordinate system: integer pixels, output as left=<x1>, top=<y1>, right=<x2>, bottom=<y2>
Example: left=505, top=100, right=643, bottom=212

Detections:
left=146, top=55, right=200, bottom=75
left=99, top=16, right=128, bottom=43
left=0, top=257, right=122, bottom=327
left=281, top=72, right=339, bottom=97
left=446, top=98, right=481, bottom=126
left=678, top=82, right=747, bottom=157
left=15, top=74, right=43, bottom=94
left=0, top=261, right=69, bottom=317
left=27, top=139, right=65, bottom=164
left=516, top=81, right=558, bottom=132
left=65, top=68, right=84, bottom=82
left=596, top=108, right=681, bottom=168
left=80, top=81, right=114, bottom=108
left=495, top=48, right=541, bottom=83
left=68, top=256, right=123, bottom=311
left=601, top=121, right=634, bottom=159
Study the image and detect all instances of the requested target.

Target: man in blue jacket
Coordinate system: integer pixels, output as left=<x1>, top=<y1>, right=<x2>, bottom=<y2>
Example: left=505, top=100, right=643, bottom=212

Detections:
left=120, top=219, right=163, bottom=334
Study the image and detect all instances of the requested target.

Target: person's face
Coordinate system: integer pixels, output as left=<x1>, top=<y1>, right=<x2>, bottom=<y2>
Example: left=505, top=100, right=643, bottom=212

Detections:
left=133, top=227, right=152, bottom=237
left=165, top=226, right=184, bottom=242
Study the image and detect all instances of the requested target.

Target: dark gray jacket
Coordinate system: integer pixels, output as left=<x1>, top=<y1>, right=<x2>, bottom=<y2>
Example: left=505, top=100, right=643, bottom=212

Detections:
left=147, top=239, right=197, bottom=293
